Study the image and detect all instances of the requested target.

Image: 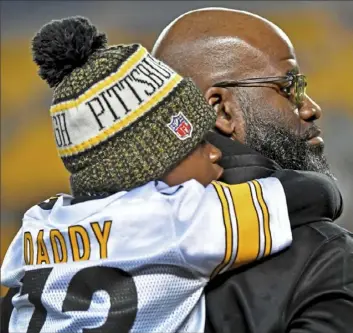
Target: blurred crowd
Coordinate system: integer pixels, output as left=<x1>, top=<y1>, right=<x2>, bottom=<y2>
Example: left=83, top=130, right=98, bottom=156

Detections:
left=1, top=1, right=353, bottom=296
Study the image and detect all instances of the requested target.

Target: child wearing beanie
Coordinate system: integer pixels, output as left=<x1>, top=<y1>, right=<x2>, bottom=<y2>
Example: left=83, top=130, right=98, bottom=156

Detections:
left=2, top=16, right=304, bottom=333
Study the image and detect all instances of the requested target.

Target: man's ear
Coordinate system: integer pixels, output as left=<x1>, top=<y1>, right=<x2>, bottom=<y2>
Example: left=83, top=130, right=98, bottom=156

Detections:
left=205, top=87, right=237, bottom=136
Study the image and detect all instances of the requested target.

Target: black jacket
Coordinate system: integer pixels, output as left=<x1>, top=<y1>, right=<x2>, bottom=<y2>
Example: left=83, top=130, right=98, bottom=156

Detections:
left=204, top=132, right=353, bottom=333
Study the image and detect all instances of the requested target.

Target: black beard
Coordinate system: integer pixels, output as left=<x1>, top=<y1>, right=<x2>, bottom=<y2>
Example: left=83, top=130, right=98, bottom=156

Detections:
left=242, top=103, right=334, bottom=179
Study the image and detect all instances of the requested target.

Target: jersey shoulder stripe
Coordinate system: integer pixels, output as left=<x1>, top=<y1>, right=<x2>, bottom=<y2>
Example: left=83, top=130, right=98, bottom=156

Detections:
left=210, top=182, right=234, bottom=278
left=221, top=181, right=261, bottom=269
left=210, top=180, right=274, bottom=275
left=252, top=179, right=272, bottom=256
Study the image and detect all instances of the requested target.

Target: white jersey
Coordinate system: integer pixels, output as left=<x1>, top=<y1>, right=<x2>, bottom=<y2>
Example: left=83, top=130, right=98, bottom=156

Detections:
left=1, top=178, right=291, bottom=333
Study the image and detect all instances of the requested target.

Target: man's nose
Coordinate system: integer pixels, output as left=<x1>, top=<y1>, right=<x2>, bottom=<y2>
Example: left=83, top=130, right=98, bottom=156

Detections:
left=299, top=95, right=322, bottom=122
left=209, top=144, right=222, bottom=163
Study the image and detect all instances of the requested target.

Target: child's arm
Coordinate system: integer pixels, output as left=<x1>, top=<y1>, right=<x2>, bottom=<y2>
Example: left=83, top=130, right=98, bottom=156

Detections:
left=171, top=177, right=291, bottom=278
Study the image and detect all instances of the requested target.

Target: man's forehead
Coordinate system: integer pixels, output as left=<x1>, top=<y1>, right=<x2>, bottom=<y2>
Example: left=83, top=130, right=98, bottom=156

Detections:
left=188, top=36, right=298, bottom=78
left=198, top=14, right=297, bottom=75
left=222, top=38, right=298, bottom=79
left=238, top=40, right=298, bottom=78
left=232, top=29, right=298, bottom=77
left=153, top=8, right=300, bottom=84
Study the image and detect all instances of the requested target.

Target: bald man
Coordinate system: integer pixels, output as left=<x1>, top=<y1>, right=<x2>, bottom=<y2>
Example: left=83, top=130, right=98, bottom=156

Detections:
left=153, top=8, right=353, bottom=333
left=153, top=8, right=330, bottom=176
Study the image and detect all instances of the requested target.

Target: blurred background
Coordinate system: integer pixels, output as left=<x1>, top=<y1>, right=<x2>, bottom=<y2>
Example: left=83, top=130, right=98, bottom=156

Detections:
left=1, top=1, right=353, bottom=295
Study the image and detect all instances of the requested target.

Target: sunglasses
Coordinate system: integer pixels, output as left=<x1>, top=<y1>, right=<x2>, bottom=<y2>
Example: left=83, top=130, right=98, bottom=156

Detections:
left=212, top=74, right=307, bottom=107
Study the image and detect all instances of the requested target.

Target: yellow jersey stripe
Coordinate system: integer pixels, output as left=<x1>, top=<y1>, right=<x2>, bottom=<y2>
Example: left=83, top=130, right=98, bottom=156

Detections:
left=57, top=74, right=183, bottom=157
left=225, top=182, right=260, bottom=267
left=252, top=180, right=272, bottom=256
left=211, top=182, right=233, bottom=279
left=50, top=46, right=147, bottom=114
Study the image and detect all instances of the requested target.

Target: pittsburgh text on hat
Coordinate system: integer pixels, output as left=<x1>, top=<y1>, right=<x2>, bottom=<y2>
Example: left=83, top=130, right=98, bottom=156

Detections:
left=85, top=55, right=174, bottom=132
left=52, top=113, right=72, bottom=147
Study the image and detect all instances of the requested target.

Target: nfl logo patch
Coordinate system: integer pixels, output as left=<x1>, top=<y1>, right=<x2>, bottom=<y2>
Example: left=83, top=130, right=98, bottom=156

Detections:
left=167, top=112, right=193, bottom=140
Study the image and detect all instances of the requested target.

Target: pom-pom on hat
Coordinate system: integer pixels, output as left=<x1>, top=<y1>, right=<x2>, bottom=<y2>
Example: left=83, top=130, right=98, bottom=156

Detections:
left=32, top=16, right=216, bottom=196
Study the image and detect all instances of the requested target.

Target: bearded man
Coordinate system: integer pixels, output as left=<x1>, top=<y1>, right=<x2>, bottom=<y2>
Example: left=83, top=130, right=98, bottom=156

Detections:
left=152, top=8, right=353, bottom=332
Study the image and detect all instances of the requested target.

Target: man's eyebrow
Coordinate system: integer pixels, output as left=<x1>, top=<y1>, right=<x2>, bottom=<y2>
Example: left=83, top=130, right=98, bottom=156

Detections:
left=287, top=67, right=299, bottom=75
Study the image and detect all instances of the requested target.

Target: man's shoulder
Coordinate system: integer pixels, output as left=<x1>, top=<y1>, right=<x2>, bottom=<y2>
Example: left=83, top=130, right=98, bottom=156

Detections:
left=293, top=221, right=353, bottom=258
left=205, top=221, right=353, bottom=333
left=280, top=221, right=353, bottom=273
left=305, top=220, right=353, bottom=242
left=295, top=221, right=353, bottom=279
left=207, top=221, right=351, bottom=289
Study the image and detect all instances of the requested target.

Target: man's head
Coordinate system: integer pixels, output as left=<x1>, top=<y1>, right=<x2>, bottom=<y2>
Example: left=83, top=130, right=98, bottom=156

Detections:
left=152, top=8, right=333, bottom=177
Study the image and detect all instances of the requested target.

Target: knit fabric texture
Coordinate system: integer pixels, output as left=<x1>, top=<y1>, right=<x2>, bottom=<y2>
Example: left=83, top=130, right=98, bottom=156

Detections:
left=49, top=44, right=216, bottom=196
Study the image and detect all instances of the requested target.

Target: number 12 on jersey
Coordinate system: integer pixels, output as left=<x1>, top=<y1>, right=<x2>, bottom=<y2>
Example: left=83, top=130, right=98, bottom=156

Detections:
left=17, top=266, right=138, bottom=333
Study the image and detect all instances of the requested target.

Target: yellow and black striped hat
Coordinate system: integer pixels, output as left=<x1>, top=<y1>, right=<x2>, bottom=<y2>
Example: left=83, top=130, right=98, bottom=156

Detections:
left=32, top=16, right=216, bottom=196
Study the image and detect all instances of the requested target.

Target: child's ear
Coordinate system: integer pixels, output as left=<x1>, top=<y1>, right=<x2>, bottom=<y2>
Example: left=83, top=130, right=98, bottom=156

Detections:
left=205, top=87, right=236, bottom=136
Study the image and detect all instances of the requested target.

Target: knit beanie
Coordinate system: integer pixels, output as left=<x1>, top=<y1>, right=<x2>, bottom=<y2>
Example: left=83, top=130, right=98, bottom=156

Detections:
left=31, top=16, right=216, bottom=196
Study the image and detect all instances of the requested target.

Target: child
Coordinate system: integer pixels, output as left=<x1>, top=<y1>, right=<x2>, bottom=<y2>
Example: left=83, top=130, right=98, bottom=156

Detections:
left=1, top=17, right=292, bottom=333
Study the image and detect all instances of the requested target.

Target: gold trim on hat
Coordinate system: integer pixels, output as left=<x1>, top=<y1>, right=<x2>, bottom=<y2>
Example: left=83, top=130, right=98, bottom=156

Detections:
left=50, top=46, right=147, bottom=114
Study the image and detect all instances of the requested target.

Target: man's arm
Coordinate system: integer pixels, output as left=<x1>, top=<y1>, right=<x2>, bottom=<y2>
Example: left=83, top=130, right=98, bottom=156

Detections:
left=286, top=224, right=353, bottom=333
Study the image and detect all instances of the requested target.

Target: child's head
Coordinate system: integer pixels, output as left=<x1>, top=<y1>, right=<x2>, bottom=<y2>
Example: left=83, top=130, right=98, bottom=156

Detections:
left=32, top=16, right=219, bottom=196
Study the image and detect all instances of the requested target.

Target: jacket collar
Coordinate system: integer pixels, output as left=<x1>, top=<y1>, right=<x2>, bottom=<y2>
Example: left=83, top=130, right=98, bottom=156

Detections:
left=206, top=132, right=281, bottom=184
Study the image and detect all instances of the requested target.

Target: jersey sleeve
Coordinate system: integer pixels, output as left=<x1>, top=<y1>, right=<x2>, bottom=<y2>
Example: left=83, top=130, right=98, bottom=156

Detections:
left=173, top=177, right=292, bottom=278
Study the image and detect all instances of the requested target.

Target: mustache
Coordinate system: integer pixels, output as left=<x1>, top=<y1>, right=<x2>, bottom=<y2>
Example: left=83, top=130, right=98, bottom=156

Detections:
left=301, top=125, right=322, bottom=141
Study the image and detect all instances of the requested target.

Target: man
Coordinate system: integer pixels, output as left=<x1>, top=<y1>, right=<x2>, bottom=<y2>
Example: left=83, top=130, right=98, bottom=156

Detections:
left=152, top=8, right=353, bottom=333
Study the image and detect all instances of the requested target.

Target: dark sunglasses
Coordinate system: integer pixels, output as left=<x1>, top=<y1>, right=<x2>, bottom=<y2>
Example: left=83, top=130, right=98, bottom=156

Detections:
left=212, top=74, right=307, bottom=106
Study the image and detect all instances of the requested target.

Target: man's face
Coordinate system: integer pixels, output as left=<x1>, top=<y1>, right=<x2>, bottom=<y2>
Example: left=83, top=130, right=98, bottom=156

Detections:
left=227, top=58, right=334, bottom=178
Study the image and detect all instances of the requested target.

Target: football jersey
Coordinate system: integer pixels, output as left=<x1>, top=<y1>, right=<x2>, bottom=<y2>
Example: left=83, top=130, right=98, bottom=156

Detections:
left=1, top=178, right=291, bottom=333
